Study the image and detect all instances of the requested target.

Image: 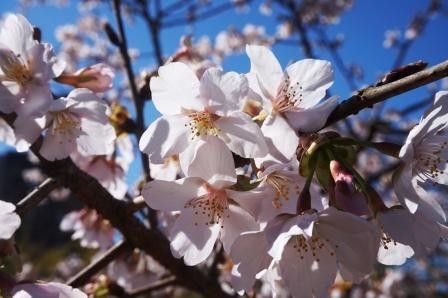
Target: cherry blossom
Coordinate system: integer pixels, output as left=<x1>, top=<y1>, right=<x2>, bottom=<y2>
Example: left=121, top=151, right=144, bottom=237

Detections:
left=56, top=63, right=114, bottom=92
left=139, top=62, right=267, bottom=171
left=18, top=88, right=116, bottom=161
left=142, top=136, right=258, bottom=265
left=0, top=200, right=21, bottom=240
left=11, top=282, right=86, bottom=298
left=394, top=91, right=448, bottom=222
left=246, top=44, right=336, bottom=161
left=0, top=14, right=64, bottom=117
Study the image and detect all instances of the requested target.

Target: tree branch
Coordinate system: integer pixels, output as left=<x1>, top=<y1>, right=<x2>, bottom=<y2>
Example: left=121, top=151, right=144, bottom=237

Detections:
left=68, top=240, right=130, bottom=287
left=324, top=59, right=448, bottom=128
left=16, top=178, right=59, bottom=216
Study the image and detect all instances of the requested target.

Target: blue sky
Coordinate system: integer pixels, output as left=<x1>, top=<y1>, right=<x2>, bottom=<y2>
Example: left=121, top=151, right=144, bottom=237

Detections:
left=1, top=0, right=447, bottom=183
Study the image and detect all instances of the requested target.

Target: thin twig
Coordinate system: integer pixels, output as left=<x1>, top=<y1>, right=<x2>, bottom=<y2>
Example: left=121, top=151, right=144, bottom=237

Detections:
left=16, top=178, right=59, bottom=216
left=324, top=59, right=448, bottom=129
left=68, top=240, right=130, bottom=287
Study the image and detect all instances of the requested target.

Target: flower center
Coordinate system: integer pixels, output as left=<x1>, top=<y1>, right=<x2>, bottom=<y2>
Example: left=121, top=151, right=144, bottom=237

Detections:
left=273, top=75, right=303, bottom=113
left=51, top=110, right=81, bottom=139
left=264, top=172, right=301, bottom=208
left=0, top=50, right=32, bottom=86
left=415, top=140, right=448, bottom=181
left=292, top=235, right=335, bottom=262
left=185, top=111, right=220, bottom=140
left=185, top=184, right=229, bottom=227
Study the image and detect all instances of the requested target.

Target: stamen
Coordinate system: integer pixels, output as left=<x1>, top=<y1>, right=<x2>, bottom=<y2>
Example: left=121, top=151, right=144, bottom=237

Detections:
left=185, top=111, right=220, bottom=140
left=50, top=110, right=81, bottom=144
left=264, top=172, right=300, bottom=208
left=0, top=50, right=32, bottom=86
left=273, top=75, right=303, bottom=113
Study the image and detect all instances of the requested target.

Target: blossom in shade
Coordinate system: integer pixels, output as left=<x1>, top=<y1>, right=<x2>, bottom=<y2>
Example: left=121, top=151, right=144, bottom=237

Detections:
left=142, top=136, right=258, bottom=265
left=139, top=62, right=267, bottom=172
left=264, top=208, right=379, bottom=297
left=0, top=13, right=65, bottom=117
left=12, top=282, right=86, bottom=298
left=0, top=200, right=21, bottom=240
left=246, top=44, right=336, bottom=161
left=394, top=91, right=448, bottom=223
left=17, top=88, right=116, bottom=161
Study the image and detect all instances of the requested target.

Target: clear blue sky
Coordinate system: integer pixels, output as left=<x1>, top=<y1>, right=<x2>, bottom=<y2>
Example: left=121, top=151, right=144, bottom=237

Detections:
left=1, top=0, right=447, bottom=183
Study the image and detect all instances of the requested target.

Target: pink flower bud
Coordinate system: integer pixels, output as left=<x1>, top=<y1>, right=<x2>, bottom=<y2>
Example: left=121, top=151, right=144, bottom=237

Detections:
left=330, top=160, right=369, bottom=216
left=56, top=63, right=114, bottom=92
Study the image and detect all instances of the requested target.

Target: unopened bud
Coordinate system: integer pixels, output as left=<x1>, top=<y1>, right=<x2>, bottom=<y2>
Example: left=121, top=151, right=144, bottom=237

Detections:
left=56, top=63, right=114, bottom=92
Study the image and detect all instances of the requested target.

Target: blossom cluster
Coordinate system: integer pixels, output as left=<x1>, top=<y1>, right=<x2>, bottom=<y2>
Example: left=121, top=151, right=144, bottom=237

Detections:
left=1, top=8, right=448, bottom=298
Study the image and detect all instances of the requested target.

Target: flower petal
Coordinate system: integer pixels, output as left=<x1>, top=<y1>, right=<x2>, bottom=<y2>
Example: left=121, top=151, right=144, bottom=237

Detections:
left=169, top=207, right=221, bottom=266
left=142, top=177, right=204, bottom=211
left=216, top=111, right=268, bottom=158
left=150, top=62, right=203, bottom=115
left=139, top=115, right=190, bottom=164
left=0, top=200, right=21, bottom=240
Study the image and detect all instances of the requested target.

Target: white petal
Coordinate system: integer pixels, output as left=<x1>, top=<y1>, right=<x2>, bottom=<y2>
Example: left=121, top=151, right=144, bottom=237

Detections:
left=216, top=111, right=268, bottom=158
left=279, top=240, right=337, bottom=298
left=13, top=115, right=44, bottom=152
left=139, top=115, right=190, bottom=164
left=261, top=113, right=299, bottom=161
left=284, top=59, right=333, bottom=109
left=182, top=136, right=236, bottom=189
left=169, top=207, right=221, bottom=266
left=0, top=14, right=35, bottom=56
left=16, top=83, right=52, bottom=118
left=246, top=45, right=282, bottom=99
left=230, top=231, right=272, bottom=292
left=142, top=177, right=204, bottom=211
left=199, top=68, right=248, bottom=115
left=220, top=204, right=258, bottom=253
left=0, top=83, right=18, bottom=113
left=0, top=200, right=21, bottom=239
left=285, top=96, right=338, bottom=133
left=377, top=241, right=414, bottom=266
left=317, top=208, right=380, bottom=283
left=150, top=62, right=203, bottom=115
left=78, top=119, right=116, bottom=156
left=40, top=131, right=77, bottom=161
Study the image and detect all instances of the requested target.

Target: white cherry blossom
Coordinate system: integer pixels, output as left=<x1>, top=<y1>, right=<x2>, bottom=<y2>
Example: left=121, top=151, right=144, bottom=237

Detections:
left=394, top=91, right=448, bottom=222
left=0, top=14, right=65, bottom=117
left=246, top=44, right=336, bottom=161
left=12, top=282, right=86, bottom=298
left=139, top=62, right=267, bottom=172
left=142, top=136, right=258, bottom=265
left=0, top=200, right=21, bottom=240
left=33, top=88, right=116, bottom=161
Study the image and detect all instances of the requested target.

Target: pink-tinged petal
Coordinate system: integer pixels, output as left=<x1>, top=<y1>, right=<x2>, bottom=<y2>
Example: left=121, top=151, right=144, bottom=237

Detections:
left=142, top=177, right=204, bottom=212
left=45, top=43, right=66, bottom=78
left=12, top=282, right=86, bottom=298
left=0, top=83, right=18, bottom=113
left=199, top=68, right=248, bottom=115
left=279, top=239, right=337, bottom=298
left=16, top=83, right=52, bottom=118
left=226, top=186, right=272, bottom=221
left=261, top=113, right=299, bottom=161
left=216, top=111, right=268, bottom=158
left=77, top=119, right=116, bottom=156
left=317, top=207, right=380, bottom=283
left=13, top=115, right=44, bottom=152
left=377, top=241, right=414, bottom=266
left=284, top=59, right=334, bottom=109
left=39, top=132, right=77, bottom=161
left=0, top=200, right=21, bottom=240
left=139, top=115, right=190, bottom=164
left=220, top=204, right=259, bottom=253
left=169, top=207, right=221, bottom=266
left=266, top=213, right=317, bottom=261
left=182, top=136, right=236, bottom=189
left=246, top=45, right=282, bottom=99
left=150, top=62, right=203, bottom=115
left=0, top=14, right=35, bottom=56
left=230, top=231, right=272, bottom=292
left=285, top=96, right=338, bottom=133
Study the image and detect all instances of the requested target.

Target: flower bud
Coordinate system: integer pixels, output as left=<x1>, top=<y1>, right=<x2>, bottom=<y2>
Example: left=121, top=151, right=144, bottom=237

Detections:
left=56, top=63, right=114, bottom=92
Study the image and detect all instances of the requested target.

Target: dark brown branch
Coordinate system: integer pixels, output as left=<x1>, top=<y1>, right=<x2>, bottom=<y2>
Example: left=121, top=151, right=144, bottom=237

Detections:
left=324, top=59, right=448, bottom=128
left=16, top=178, right=59, bottom=216
left=111, top=0, right=151, bottom=180
left=139, top=0, right=164, bottom=66
left=68, top=240, right=130, bottom=287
